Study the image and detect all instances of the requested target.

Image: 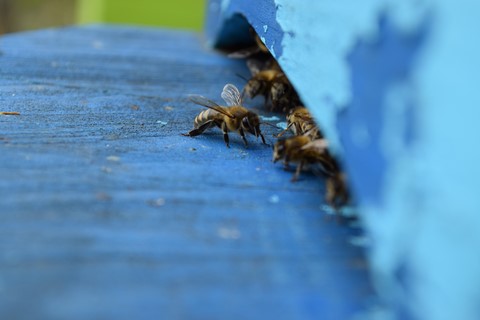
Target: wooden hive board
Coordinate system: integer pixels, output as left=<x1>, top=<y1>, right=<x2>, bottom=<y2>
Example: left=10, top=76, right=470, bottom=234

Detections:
left=0, top=25, right=376, bottom=319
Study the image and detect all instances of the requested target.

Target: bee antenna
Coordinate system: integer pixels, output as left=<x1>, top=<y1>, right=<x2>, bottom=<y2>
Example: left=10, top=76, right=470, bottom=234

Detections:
left=235, top=73, right=249, bottom=83
left=260, top=122, right=281, bottom=129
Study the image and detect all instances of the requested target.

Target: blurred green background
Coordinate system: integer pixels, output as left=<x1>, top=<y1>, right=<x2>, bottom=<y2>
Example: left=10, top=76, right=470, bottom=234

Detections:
left=0, top=0, right=205, bottom=34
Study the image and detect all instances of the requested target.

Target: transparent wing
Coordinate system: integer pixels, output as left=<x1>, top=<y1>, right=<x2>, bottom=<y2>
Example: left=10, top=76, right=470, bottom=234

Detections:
left=221, top=84, right=242, bottom=106
left=301, top=139, right=328, bottom=152
left=189, top=94, right=220, bottom=108
left=188, top=94, right=234, bottom=118
left=227, top=46, right=260, bottom=59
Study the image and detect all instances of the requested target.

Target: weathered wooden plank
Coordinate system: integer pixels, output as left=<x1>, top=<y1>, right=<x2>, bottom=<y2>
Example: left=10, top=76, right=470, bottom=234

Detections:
left=0, top=26, right=376, bottom=319
left=207, top=2, right=480, bottom=319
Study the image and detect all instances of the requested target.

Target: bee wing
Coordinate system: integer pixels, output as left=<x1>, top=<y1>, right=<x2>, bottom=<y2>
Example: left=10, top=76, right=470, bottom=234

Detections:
left=301, top=139, right=328, bottom=152
left=221, top=84, right=243, bottom=106
left=227, top=46, right=260, bottom=58
left=188, top=94, right=235, bottom=119
left=189, top=94, right=220, bottom=108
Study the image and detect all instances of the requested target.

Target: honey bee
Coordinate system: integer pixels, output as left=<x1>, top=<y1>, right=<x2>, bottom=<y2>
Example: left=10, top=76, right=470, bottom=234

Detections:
left=325, top=172, right=350, bottom=209
left=270, top=80, right=301, bottom=112
left=273, top=136, right=350, bottom=207
left=182, top=84, right=266, bottom=148
left=272, top=136, right=336, bottom=182
left=277, top=106, right=323, bottom=140
left=242, top=58, right=299, bottom=112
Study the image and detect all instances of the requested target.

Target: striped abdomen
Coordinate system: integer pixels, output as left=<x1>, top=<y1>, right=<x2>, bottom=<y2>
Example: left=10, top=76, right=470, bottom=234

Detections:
left=194, top=109, right=220, bottom=128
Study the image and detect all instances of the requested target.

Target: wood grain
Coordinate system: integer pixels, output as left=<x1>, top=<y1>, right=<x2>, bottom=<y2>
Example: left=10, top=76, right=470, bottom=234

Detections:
left=0, top=25, right=376, bottom=319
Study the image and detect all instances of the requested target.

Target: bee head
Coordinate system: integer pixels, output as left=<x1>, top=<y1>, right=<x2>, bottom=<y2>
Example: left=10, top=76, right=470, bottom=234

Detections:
left=272, top=138, right=287, bottom=163
left=286, top=107, right=297, bottom=123
left=271, top=82, right=288, bottom=101
left=244, top=79, right=263, bottom=98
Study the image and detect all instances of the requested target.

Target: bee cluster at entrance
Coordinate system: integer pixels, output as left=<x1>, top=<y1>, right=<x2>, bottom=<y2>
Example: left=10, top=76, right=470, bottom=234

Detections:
left=182, top=28, right=350, bottom=211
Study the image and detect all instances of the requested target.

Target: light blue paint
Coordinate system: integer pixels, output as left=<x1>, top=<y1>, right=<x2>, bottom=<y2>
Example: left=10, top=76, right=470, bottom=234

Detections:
left=206, top=0, right=480, bottom=319
left=274, top=0, right=385, bottom=153
left=272, top=0, right=480, bottom=319
left=259, top=115, right=280, bottom=121
left=269, top=42, right=276, bottom=58
left=340, top=15, right=427, bottom=206
left=220, top=0, right=231, bottom=12
left=369, top=2, right=480, bottom=319
left=273, top=0, right=430, bottom=155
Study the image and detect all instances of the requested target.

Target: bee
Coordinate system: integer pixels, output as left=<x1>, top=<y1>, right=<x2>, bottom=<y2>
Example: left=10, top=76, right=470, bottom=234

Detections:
left=272, top=136, right=336, bottom=182
left=325, top=172, right=350, bottom=209
left=182, top=84, right=266, bottom=148
left=273, top=136, right=350, bottom=207
left=277, top=106, right=323, bottom=140
left=242, top=58, right=299, bottom=112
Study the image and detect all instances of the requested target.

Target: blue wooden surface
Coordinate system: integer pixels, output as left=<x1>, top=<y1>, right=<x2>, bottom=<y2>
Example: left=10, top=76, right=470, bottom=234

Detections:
left=206, top=2, right=480, bottom=320
left=0, top=26, right=377, bottom=319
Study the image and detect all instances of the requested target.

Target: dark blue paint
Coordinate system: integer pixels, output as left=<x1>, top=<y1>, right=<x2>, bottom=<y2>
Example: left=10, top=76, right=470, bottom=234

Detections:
left=0, top=26, right=377, bottom=319
left=206, top=0, right=284, bottom=57
left=338, top=15, right=428, bottom=206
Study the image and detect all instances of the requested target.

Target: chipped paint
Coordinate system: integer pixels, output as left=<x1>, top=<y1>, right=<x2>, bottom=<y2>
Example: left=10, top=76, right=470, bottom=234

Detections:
left=209, top=0, right=480, bottom=318
left=268, top=194, right=280, bottom=204
left=273, top=0, right=430, bottom=154
left=218, top=227, right=241, bottom=239
left=276, top=122, right=287, bottom=130
left=106, top=155, right=121, bottom=162
left=271, top=0, right=479, bottom=319
left=220, top=0, right=231, bottom=12
left=259, top=115, right=280, bottom=121
left=369, top=3, right=480, bottom=319
left=269, top=42, right=276, bottom=58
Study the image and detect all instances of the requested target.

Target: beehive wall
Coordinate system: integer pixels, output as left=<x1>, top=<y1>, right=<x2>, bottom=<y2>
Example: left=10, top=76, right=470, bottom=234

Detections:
left=206, top=1, right=480, bottom=319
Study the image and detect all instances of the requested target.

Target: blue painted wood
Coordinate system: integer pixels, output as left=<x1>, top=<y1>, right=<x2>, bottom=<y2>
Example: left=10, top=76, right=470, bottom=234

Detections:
left=206, top=1, right=480, bottom=320
left=339, top=16, right=428, bottom=206
left=0, top=26, right=377, bottom=319
left=206, top=0, right=282, bottom=54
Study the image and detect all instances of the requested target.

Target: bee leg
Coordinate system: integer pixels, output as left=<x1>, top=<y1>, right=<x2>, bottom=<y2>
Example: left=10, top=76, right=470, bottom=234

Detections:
left=325, top=177, right=336, bottom=206
left=291, top=161, right=304, bottom=182
left=270, top=97, right=278, bottom=112
left=223, top=132, right=230, bottom=148
left=239, top=128, right=248, bottom=147
left=264, top=93, right=270, bottom=109
left=275, top=129, right=288, bottom=138
left=181, top=121, right=213, bottom=137
left=275, top=123, right=293, bottom=138
left=259, top=132, right=266, bottom=145
left=221, top=123, right=230, bottom=148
